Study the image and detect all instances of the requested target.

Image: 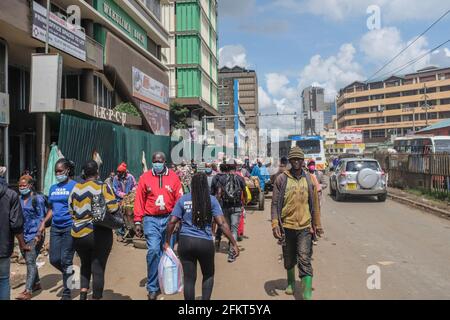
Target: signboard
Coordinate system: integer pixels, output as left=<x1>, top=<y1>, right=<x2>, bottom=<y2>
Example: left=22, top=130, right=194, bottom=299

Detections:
left=32, top=1, right=86, bottom=61
left=93, top=105, right=127, bottom=126
left=132, top=67, right=169, bottom=110
left=337, top=129, right=363, bottom=144
left=30, top=54, right=63, bottom=113
left=95, top=0, right=147, bottom=49
left=0, top=93, right=9, bottom=125
left=139, top=101, right=170, bottom=136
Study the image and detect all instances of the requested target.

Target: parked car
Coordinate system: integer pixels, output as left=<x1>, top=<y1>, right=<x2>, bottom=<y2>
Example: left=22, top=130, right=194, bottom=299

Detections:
left=329, top=158, right=387, bottom=202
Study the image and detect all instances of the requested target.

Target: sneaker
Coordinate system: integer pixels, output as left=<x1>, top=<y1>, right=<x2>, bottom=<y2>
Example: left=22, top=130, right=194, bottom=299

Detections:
left=148, top=292, right=158, bottom=300
left=61, top=295, right=71, bottom=301
left=312, top=240, right=318, bottom=246
left=32, top=282, right=42, bottom=292
left=227, top=251, right=236, bottom=263
left=16, top=290, right=32, bottom=300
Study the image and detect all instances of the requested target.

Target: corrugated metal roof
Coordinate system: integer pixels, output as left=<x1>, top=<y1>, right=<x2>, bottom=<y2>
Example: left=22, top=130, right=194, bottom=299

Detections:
left=418, top=119, right=450, bottom=132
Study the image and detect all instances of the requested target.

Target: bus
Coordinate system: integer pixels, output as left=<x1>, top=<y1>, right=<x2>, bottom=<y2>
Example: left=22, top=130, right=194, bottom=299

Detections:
left=289, top=136, right=327, bottom=171
left=393, top=136, right=450, bottom=154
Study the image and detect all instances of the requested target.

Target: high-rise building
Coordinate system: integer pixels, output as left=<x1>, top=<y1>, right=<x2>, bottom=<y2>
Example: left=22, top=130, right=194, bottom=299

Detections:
left=219, top=66, right=259, bottom=156
left=161, top=0, right=219, bottom=124
left=302, top=86, right=334, bottom=135
left=337, top=66, right=450, bottom=143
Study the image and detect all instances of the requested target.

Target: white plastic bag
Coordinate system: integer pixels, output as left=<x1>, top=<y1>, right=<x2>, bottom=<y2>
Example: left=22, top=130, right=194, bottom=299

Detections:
left=158, top=248, right=183, bottom=295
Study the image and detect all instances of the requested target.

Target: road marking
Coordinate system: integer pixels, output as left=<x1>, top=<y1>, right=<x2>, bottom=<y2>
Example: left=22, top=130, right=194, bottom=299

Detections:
left=377, top=261, right=395, bottom=266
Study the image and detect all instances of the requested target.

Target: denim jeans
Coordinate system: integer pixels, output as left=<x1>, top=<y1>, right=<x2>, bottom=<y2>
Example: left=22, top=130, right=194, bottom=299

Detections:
left=0, top=257, right=10, bottom=300
left=143, top=215, right=174, bottom=293
left=220, top=207, right=241, bottom=255
left=49, top=226, right=74, bottom=298
left=282, top=228, right=313, bottom=278
left=22, top=237, right=45, bottom=292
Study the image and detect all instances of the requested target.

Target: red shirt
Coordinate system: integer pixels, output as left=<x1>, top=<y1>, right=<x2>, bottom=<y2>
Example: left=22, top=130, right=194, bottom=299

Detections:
left=134, top=168, right=183, bottom=223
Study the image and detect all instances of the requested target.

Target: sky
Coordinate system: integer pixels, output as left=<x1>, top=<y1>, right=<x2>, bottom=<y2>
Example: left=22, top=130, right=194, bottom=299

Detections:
left=217, top=0, right=450, bottom=132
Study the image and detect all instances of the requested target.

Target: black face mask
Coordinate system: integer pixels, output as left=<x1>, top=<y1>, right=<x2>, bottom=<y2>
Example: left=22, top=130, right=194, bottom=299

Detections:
left=258, top=163, right=262, bottom=168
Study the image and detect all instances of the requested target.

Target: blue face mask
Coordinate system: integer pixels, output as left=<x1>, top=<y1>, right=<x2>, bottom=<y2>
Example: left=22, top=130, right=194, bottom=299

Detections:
left=153, top=163, right=165, bottom=174
left=19, top=188, right=31, bottom=196
left=205, top=168, right=212, bottom=174
left=56, top=174, right=68, bottom=183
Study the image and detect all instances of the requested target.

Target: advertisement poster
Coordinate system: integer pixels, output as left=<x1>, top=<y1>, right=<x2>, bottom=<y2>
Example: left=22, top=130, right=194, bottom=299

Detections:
left=133, top=67, right=169, bottom=110
left=337, top=129, right=363, bottom=144
left=32, top=1, right=86, bottom=61
left=139, top=101, right=170, bottom=136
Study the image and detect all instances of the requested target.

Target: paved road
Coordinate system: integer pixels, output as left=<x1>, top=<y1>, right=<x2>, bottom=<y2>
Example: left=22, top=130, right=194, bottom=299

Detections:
left=11, top=193, right=450, bottom=300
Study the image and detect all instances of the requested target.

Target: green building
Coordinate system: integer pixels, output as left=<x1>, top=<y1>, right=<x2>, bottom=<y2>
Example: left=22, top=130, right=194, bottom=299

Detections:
left=162, top=0, right=219, bottom=120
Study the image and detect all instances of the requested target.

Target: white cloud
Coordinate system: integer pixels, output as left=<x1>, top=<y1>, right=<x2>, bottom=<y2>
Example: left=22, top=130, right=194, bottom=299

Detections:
left=219, top=45, right=250, bottom=68
left=271, top=0, right=450, bottom=22
left=218, top=0, right=256, bottom=17
left=298, top=43, right=365, bottom=101
left=258, top=86, right=273, bottom=110
left=360, top=27, right=431, bottom=77
left=430, top=48, right=450, bottom=68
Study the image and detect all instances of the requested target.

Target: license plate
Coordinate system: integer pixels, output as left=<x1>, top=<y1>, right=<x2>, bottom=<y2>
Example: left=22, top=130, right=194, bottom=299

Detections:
left=346, top=183, right=357, bottom=190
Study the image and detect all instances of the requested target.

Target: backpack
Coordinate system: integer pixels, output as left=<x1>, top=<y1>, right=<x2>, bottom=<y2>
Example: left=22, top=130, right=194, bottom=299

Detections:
left=32, top=193, right=51, bottom=228
left=222, top=174, right=243, bottom=208
left=91, top=182, right=124, bottom=230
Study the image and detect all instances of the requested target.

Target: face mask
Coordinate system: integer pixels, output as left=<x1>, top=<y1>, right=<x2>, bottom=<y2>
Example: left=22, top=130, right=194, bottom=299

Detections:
left=56, top=174, right=68, bottom=183
left=308, top=166, right=315, bottom=172
left=153, top=163, right=165, bottom=174
left=205, top=168, right=212, bottom=174
left=19, top=188, right=31, bottom=195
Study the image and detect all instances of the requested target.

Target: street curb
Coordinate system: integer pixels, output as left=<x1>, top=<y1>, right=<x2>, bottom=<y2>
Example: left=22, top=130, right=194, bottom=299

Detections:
left=388, top=193, right=450, bottom=218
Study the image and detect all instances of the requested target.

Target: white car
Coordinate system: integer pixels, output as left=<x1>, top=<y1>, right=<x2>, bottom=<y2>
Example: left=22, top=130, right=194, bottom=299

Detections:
left=329, top=158, right=387, bottom=202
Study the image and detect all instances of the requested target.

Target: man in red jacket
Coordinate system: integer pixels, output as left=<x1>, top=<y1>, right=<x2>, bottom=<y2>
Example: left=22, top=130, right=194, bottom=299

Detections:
left=134, top=152, right=183, bottom=300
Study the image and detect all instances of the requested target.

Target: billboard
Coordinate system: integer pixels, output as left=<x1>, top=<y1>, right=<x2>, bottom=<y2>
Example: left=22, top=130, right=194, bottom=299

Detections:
left=32, top=1, right=86, bottom=61
left=132, top=67, right=169, bottom=110
left=337, top=129, right=363, bottom=144
left=139, top=101, right=170, bottom=136
left=30, top=54, right=63, bottom=113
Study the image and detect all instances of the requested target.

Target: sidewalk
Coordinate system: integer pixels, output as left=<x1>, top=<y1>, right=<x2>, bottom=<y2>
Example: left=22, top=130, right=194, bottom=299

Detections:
left=387, top=187, right=450, bottom=219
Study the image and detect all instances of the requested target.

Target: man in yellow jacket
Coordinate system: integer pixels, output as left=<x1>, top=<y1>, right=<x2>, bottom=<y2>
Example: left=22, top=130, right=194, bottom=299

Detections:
left=271, top=147, right=324, bottom=300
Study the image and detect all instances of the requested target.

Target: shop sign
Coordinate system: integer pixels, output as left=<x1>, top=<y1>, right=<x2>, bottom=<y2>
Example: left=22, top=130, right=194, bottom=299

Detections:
left=32, top=1, right=86, bottom=61
left=139, top=101, right=170, bottom=136
left=93, top=105, right=127, bottom=126
left=337, top=128, right=363, bottom=144
left=95, top=0, right=147, bottom=49
left=132, top=67, right=169, bottom=110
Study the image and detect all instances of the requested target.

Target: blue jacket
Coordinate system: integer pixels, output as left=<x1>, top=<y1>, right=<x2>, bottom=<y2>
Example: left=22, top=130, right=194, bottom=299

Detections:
left=251, top=165, right=270, bottom=190
left=20, top=194, right=46, bottom=243
left=113, top=173, right=136, bottom=199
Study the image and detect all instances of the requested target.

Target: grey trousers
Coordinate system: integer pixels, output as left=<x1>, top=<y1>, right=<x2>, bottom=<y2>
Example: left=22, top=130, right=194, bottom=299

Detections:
left=282, top=228, right=313, bottom=278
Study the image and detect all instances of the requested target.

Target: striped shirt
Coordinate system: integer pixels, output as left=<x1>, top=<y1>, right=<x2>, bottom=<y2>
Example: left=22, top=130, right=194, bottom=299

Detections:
left=68, top=180, right=119, bottom=238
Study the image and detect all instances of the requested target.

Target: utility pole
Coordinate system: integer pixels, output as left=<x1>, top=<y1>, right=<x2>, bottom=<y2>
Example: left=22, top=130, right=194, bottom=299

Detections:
left=421, top=83, right=433, bottom=128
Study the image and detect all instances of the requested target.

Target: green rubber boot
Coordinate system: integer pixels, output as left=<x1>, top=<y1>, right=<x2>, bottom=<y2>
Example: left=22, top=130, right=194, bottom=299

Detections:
left=285, top=268, right=295, bottom=295
left=302, top=276, right=313, bottom=300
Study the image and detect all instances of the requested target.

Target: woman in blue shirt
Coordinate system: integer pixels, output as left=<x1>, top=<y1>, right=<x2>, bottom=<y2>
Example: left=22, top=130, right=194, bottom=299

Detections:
left=164, top=173, right=239, bottom=300
left=38, top=159, right=77, bottom=300
left=15, top=175, right=45, bottom=300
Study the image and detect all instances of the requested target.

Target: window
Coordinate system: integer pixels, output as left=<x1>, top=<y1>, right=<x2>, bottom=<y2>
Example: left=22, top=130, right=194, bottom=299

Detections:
left=61, top=74, right=81, bottom=100
left=142, top=0, right=161, bottom=20
left=370, top=94, right=384, bottom=100
left=387, top=116, right=401, bottom=123
left=386, top=92, right=401, bottom=98
left=402, top=90, right=417, bottom=96
left=8, top=66, right=29, bottom=112
left=346, top=161, right=380, bottom=172
left=441, top=86, right=450, bottom=92
left=371, top=129, right=386, bottom=138
left=419, top=87, right=437, bottom=94
left=386, top=104, right=401, bottom=110
left=94, top=75, right=114, bottom=109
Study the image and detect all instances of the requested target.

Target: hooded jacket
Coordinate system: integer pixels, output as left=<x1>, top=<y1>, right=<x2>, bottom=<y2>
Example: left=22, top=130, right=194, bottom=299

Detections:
left=0, top=184, right=24, bottom=258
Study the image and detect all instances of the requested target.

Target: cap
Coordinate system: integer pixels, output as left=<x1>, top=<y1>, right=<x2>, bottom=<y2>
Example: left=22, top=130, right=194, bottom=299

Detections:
left=288, top=147, right=305, bottom=160
left=117, top=162, right=127, bottom=172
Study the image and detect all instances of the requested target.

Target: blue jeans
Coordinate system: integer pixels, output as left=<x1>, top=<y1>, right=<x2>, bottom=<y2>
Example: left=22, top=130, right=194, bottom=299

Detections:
left=216, top=207, right=241, bottom=255
left=49, top=226, right=74, bottom=298
left=22, top=237, right=45, bottom=292
left=143, top=215, right=174, bottom=293
left=0, top=257, right=10, bottom=300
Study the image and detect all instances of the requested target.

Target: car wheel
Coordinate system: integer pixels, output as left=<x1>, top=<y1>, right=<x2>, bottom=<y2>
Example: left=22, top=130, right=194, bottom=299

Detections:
left=377, top=194, right=387, bottom=202
left=330, top=180, right=336, bottom=196
left=258, top=192, right=265, bottom=211
left=335, top=187, right=344, bottom=202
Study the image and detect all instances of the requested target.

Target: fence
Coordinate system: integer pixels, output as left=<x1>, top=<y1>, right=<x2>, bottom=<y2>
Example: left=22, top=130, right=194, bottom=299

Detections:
left=374, top=152, right=450, bottom=198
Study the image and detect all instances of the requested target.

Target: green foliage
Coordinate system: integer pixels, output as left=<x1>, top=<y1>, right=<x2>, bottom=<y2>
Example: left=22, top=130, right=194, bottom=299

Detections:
left=114, top=102, right=141, bottom=117
left=408, top=187, right=450, bottom=202
left=170, top=102, right=190, bottom=133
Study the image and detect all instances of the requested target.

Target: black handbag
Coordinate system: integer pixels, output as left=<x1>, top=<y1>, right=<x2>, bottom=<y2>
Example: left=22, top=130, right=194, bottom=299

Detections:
left=91, top=182, right=124, bottom=230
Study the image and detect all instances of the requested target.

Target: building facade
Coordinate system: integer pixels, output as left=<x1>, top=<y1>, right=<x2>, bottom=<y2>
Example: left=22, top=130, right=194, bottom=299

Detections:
left=219, top=66, right=259, bottom=157
left=337, top=67, right=450, bottom=143
left=161, top=0, right=219, bottom=123
left=0, top=0, right=171, bottom=187
left=302, top=86, right=334, bottom=135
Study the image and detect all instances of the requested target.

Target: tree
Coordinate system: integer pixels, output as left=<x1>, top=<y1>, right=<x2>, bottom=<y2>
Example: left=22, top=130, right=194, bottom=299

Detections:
left=114, top=102, right=141, bottom=117
left=170, top=102, right=190, bottom=134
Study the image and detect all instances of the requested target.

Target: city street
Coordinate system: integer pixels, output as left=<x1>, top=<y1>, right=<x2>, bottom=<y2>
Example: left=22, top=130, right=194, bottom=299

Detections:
left=11, top=193, right=450, bottom=300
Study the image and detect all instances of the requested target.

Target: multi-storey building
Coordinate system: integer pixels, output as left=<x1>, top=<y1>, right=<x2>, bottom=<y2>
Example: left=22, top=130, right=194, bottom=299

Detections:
left=337, top=66, right=450, bottom=143
left=302, top=86, right=334, bottom=135
left=219, top=66, right=259, bottom=156
left=161, top=0, right=219, bottom=123
left=0, top=0, right=171, bottom=187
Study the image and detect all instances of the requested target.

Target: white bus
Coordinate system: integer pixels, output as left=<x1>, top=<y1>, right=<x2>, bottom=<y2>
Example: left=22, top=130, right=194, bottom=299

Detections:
left=393, top=136, right=450, bottom=154
left=289, top=136, right=327, bottom=171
